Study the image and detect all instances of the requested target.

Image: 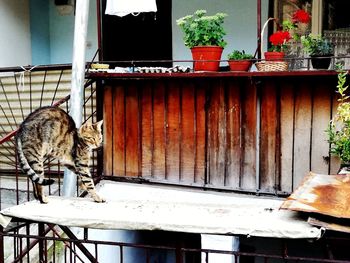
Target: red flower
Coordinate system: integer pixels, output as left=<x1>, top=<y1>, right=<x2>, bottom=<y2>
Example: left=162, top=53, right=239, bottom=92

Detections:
left=292, top=10, right=311, bottom=24
left=269, top=31, right=291, bottom=46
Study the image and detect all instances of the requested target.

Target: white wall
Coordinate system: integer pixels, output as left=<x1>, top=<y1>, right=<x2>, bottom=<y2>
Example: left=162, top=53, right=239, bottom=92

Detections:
left=0, top=0, right=32, bottom=67
left=172, top=0, right=269, bottom=64
left=49, top=0, right=98, bottom=64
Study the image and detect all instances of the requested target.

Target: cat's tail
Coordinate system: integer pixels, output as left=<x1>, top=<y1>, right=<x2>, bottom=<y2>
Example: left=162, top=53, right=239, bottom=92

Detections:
left=16, top=136, right=55, bottom=186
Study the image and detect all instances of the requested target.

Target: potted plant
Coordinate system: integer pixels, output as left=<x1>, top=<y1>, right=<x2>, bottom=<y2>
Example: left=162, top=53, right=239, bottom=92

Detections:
left=227, top=50, right=254, bottom=71
left=176, top=10, right=227, bottom=71
left=301, top=34, right=334, bottom=69
left=326, top=66, right=350, bottom=173
left=265, top=30, right=291, bottom=61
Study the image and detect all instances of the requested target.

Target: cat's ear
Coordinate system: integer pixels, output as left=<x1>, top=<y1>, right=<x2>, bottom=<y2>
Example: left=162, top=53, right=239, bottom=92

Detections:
left=94, top=120, right=103, bottom=131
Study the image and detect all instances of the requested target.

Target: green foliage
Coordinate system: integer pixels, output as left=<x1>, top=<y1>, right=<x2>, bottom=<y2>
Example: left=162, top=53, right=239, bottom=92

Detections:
left=326, top=64, right=350, bottom=163
left=176, top=10, right=227, bottom=48
left=301, top=34, right=334, bottom=56
left=282, top=20, right=299, bottom=40
left=227, top=50, right=254, bottom=60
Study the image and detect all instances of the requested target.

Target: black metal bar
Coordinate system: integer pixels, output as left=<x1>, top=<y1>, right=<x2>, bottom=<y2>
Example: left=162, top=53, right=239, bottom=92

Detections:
left=0, top=226, right=4, bottom=262
left=40, top=70, right=47, bottom=108
left=94, top=243, right=98, bottom=261
left=30, top=71, right=32, bottom=113
left=58, top=225, right=98, bottom=263
left=120, top=246, right=123, bottom=263
left=38, top=223, right=45, bottom=263
left=26, top=224, right=30, bottom=263
left=84, top=228, right=88, bottom=241
left=51, top=69, right=65, bottom=106
left=257, top=0, right=262, bottom=59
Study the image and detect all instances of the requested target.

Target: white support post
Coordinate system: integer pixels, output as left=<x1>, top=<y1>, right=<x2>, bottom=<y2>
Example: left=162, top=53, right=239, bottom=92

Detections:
left=63, top=0, right=90, bottom=197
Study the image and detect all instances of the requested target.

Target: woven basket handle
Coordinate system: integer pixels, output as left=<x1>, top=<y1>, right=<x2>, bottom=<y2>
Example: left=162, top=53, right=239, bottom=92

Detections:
left=261, top=18, right=277, bottom=59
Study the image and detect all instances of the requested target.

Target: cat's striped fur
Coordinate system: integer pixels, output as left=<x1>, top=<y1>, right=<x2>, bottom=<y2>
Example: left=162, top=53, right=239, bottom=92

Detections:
left=16, top=106, right=104, bottom=203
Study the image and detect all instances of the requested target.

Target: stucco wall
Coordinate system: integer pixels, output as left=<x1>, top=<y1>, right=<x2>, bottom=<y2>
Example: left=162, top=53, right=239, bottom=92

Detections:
left=172, top=0, right=269, bottom=63
left=48, top=1, right=98, bottom=64
left=30, top=0, right=50, bottom=65
left=0, top=0, right=32, bottom=67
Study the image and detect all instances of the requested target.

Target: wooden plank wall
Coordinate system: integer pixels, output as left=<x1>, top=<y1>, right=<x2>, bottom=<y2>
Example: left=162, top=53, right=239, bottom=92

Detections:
left=102, top=75, right=338, bottom=194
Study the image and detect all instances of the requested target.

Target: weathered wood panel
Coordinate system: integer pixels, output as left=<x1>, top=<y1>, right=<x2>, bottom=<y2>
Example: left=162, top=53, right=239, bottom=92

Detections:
left=181, top=84, right=196, bottom=183
left=141, top=83, right=153, bottom=177
left=207, top=80, right=226, bottom=186
left=100, top=74, right=338, bottom=195
left=166, top=83, right=180, bottom=182
left=194, top=84, right=206, bottom=184
left=125, top=84, right=139, bottom=176
left=293, top=83, right=312, bottom=188
left=226, top=82, right=241, bottom=188
left=280, top=82, right=295, bottom=193
left=152, top=82, right=166, bottom=179
left=311, top=82, right=332, bottom=174
left=112, top=85, right=125, bottom=176
left=260, top=81, right=278, bottom=192
left=240, top=82, right=257, bottom=190
left=103, top=85, right=113, bottom=176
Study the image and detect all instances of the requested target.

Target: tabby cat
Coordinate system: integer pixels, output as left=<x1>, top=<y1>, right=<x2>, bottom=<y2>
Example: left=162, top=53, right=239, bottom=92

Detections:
left=15, top=106, right=105, bottom=203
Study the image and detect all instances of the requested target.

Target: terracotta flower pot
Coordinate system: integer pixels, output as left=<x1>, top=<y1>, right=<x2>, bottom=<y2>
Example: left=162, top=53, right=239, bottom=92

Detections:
left=228, top=60, right=253, bottom=71
left=264, top=51, right=285, bottom=61
left=191, top=46, right=223, bottom=72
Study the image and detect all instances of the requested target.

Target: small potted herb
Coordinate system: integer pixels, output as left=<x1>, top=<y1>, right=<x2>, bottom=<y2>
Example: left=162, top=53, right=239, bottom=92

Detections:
left=176, top=10, right=228, bottom=71
left=301, top=34, right=334, bottom=69
left=227, top=50, right=254, bottom=71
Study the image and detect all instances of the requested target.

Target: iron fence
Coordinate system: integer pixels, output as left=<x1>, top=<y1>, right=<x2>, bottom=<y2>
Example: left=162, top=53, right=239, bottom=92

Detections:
left=1, top=222, right=350, bottom=263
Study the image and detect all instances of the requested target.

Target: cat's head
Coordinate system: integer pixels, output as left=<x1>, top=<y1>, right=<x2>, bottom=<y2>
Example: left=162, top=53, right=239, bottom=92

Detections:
left=79, top=120, right=103, bottom=149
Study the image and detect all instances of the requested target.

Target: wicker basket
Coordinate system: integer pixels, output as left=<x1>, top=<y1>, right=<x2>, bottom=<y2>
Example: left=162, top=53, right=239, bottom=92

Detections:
left=255, top=61, right=288, bottom=71
left=256, top=18, right=289, bottom=72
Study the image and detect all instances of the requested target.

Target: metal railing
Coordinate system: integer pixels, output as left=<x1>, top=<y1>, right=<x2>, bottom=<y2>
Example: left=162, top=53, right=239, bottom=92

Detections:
left=1, top=222, right=350, bottom=263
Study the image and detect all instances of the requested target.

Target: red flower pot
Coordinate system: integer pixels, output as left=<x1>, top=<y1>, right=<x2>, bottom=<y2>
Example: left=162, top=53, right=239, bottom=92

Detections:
left=191, top=46, right=223, bottom=71
left=264, top=51, right=285, bottom=61
left=228, top=60, right=253, bottom=71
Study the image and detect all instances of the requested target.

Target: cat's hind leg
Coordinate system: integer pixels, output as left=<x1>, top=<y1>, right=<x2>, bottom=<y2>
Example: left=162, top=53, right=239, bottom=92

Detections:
left=30, top=160, right=49, bottom=203
left=36, top=184, right=49, bottom=204
left=32, top=181, right=39, bottom=200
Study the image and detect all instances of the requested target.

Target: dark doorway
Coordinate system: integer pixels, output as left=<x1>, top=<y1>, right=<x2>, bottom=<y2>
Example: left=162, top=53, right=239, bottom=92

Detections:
left=323, top=0, right=350, bottom=30
left=100, top=0, right=172, bottom=67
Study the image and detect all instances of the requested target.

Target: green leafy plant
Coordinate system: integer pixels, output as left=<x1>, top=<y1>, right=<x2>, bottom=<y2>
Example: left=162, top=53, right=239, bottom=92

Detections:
left=227, top=50, right=254, bottom=60
left=176, top=10, right=227, bottom=48
left=301, top=34, right=334, bottom=56
left=326, top=64, right=350, bottom=163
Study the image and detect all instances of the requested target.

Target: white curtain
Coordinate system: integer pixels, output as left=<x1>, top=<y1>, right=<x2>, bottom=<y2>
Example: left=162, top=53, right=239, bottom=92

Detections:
left=105, top=0, right=157, bottom=17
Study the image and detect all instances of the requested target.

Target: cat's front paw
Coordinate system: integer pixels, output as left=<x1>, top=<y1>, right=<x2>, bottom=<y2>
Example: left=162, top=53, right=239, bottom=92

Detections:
left=39, top=195, right=49, bottom=204
left=93, top=195, right=106, bottom=203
